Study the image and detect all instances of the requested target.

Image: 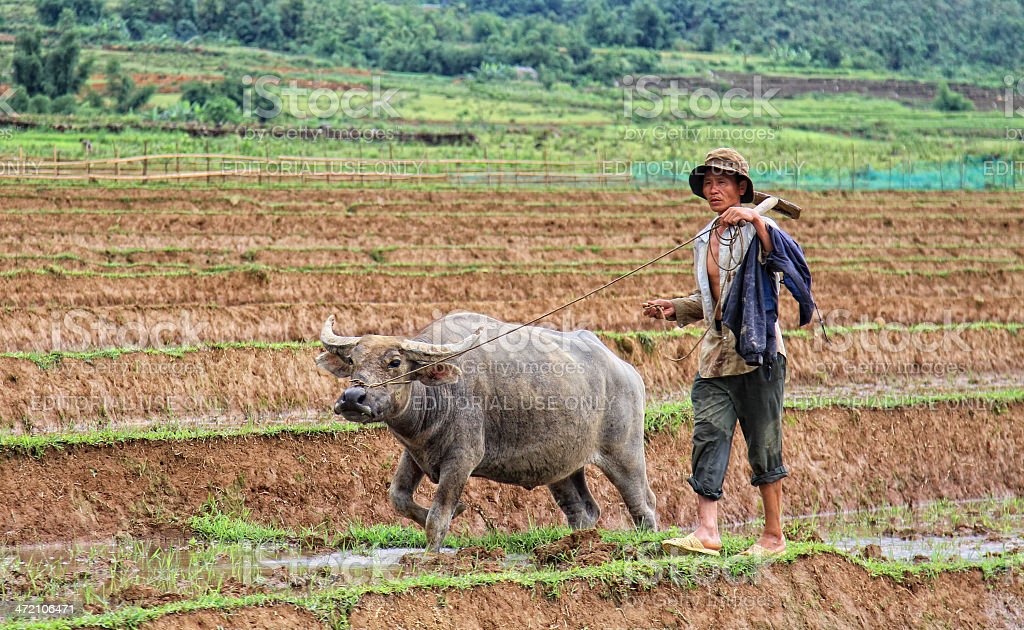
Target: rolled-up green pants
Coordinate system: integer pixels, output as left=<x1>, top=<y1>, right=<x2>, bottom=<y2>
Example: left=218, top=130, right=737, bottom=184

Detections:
left=688, top=354, right=788, bottom=500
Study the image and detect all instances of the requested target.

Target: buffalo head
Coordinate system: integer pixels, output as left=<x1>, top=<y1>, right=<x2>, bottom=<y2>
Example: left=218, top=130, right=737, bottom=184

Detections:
left=316, top=315, right=480, bottom=422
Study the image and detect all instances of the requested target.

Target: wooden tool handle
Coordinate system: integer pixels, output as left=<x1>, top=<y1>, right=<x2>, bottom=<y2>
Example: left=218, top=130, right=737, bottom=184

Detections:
left=752, top=191, right=802, bottom=220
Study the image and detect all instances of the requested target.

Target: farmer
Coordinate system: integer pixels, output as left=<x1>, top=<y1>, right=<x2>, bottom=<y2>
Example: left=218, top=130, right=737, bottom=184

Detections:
left=642, top=147, right=814, bottom=558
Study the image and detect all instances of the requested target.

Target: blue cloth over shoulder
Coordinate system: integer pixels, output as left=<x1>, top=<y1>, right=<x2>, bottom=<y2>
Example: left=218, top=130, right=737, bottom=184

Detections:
left=721, top=224, right=816, bottom=371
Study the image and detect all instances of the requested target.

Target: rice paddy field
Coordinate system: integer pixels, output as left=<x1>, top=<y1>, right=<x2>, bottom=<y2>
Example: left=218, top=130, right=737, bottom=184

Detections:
left=0, top=179, right=1019, bottom=629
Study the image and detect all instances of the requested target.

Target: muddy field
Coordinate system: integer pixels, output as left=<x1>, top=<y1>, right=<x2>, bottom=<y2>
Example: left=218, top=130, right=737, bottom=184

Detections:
left=3, top=402, right=1021, bottom=544
left=0, top=326, right=1020, bottom=430
left=0, top=185, right=1021, bottom=627
left=106, top=554, right=1024, bottom=630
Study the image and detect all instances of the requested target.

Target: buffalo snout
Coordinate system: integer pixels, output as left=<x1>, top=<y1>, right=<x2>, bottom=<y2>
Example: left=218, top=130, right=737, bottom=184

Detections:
left=335, top=385, right=372, bottom=417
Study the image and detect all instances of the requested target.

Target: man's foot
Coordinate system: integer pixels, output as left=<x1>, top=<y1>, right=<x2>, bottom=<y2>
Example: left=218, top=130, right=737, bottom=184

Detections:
left=662, top=532, right=722, bottom=557
left=738, top=535, right=786, bottom=557
left=692, top=525, right=721, bottom=551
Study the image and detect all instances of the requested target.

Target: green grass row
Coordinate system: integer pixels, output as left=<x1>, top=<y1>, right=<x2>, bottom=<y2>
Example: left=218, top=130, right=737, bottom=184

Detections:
left=1, top=320, right=1018, bottom=367
left=4, top=539, right=1020, bottom=630
left=3, top=321, right=1019, bottom=369
left=1, top=388, right=1020, bottom=456
left=4, top=65, right=1022, bottom=171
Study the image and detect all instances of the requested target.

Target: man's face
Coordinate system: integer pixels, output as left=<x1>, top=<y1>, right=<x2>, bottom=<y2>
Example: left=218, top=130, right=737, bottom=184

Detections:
left=702, top=170, right=746, bottom=213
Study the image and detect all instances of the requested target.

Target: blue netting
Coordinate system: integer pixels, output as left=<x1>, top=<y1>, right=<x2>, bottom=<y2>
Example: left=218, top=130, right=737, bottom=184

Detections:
left=629, top=157, right=1021, bottom=191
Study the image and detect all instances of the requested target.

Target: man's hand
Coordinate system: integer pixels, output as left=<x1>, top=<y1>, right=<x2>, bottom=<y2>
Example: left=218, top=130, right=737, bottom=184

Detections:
left=718, top=206, right=761, bottom=228
left=642, top=299, right=675, bottom=320
left=720, top=205, right=774, bottom=256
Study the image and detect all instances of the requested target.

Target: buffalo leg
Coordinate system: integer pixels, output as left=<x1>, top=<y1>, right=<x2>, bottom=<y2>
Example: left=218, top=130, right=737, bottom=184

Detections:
left=598, top=454, right=658, bottom=530
left=425, top=465, right=472, bottom=552
left=548, top=468, right=601, bottom=529
left=388, top=451, right=429, bottom=527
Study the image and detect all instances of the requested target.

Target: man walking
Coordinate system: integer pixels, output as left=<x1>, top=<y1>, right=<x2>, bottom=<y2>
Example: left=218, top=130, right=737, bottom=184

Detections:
left=643, top=148, right=804, bottom=558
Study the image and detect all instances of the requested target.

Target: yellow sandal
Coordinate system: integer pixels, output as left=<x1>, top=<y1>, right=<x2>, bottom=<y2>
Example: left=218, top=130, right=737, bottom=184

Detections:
left=661, top=533, right=721, bottom=557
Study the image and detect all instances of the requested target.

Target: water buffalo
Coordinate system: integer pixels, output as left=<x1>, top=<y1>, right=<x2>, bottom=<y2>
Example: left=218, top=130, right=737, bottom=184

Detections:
left=316, top=311, right=657, bottom=551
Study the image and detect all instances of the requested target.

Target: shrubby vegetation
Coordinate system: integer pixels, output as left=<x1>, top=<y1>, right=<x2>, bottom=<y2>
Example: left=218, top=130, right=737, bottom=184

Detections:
left=4, top=0, right=1020, bottom=119
left=933, top=81, right=974, bottom=112
left=23, top=0, right=1024, bottom=86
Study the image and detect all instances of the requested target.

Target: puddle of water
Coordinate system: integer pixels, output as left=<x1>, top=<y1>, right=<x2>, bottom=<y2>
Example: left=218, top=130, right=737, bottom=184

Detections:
left=830, top=534, right=1021, bottom=562
left=0, top=537, right=534, bottom=620
left=731, top=496, right=1024, bottom=561
left=0, top=538, right=429, bottom=589
left=2, top=497, right=1021, bottom=621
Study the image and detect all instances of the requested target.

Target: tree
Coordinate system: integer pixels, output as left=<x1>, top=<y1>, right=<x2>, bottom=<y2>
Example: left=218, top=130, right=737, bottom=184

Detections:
left=35, top=0, right=101, bottom=26
left=13, top=31, right=91, bottom=99
left=103, top=59, right=156, bottom=113
left=698, top=19, right=716, bottom=52
left=43, top=32, right=92, bottom=99
left=583, top=0, right=629, bottom=46
left=195, top=0, right=229, bottom=34
left=630, top=0, right=667, bottom=49
left=228, top=0, right=282, bottom=47
left=279, top=0, right=305, bottom=41
left=566, top=34, right=592, bottom=64
left=175, top=18, right=199, bottom=40
left=12, top=32, right=45, bottom=96
left=809, top=37, right=843, bottom=68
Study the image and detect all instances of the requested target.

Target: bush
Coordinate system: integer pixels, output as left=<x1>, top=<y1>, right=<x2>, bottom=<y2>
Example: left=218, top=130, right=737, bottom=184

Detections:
left=933, top=82, right=974, bottom=112
left=28, top=94, right=52, bottom=114
left=6, top=89, right=30, bottom=115
left=51, top=94, right=78, bottom=114
left=36, top=0, right=101, bottom=26
left=180, top=80, right=215, bottom=106
left=698, top=19, right=715, bottom=52
left=82, top=89, right=104, bottom=108
left=199, top=96, right=241, bottom=124
left=473, top=62, right=517, bottom=82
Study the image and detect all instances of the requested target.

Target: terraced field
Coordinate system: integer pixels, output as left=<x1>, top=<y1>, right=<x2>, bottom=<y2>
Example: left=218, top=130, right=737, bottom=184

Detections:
left=0, top=185, right=1021, bottom=628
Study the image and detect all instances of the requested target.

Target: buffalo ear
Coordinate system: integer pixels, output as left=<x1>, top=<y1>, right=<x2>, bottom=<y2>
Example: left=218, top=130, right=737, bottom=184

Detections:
left=316, top=351, right=352, bottom=378
left=414, top=362, right=461, bottom=386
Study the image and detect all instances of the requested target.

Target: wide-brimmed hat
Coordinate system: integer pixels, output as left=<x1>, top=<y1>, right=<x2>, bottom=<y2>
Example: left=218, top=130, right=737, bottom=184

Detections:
left=689, top=148, right=755, bottom=204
